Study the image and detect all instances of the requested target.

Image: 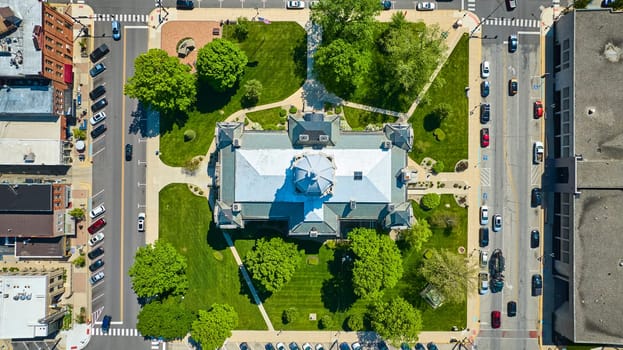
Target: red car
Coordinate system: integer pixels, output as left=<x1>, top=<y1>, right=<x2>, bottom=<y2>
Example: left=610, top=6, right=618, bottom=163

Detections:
left=491, top=310, right=501, bottom=329
left=480, top=128, right=490, bottom=148
left=88, top=218, right=106, bottom=234
left=534, top=100, right=544, bottom=118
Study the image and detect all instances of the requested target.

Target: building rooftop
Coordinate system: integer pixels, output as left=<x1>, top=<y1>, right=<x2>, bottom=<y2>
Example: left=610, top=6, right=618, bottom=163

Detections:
left=15, top=236, right=65, bottom=258
left=0, top=274, right=49, bottom=339
left=0, top=84, right=55, bottom=116
left=0, top=0, right=42, bottom=78
left=0, top=184, right=52, bottom=212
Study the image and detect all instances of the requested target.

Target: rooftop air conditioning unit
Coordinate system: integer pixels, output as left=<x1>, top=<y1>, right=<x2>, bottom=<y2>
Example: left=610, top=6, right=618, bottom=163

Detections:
left=233, top=138, right=241, bottom=148
left=319, top=135, right=330, bottom=142
left=232, top=203, right=241, bottom=212
left=350, top=200, right=357, bottom=210
left=309, top=229, right=318, bottom=238
left=299, top=134, right=309, bottom=142
left=383, top=140, right=392, bottom=149
left=387, top=204, right=395, bottom=212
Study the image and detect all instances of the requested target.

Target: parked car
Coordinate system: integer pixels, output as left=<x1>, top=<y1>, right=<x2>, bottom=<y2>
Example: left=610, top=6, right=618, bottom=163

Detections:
left=381, top=0, right=392, bottom=10
left=289, top=343, right=300, bottom=350
left=480, top=205, right=489, bottom=225
left=315, top=345, right=325, bottom=350
left=426, top=343, right=438, bottom=350
left=266, top=344, right=276, bottom=350
left=479, top=227, right=489, bottom=247
left=400, top=343, right=411, bottom=350
left=91, top=124, right=107, bottom=139
left=480, top=250, right=489, bottom=268
left=481, top=80, right=490, bottom=97
left=509, top=78, right=518, bottom=95
left=492, top=214, right=502, bottom=232
left=534, top=100, right=544, bottom=118
left=479, top=272, right=489, bottom=295
left=176, top=0, right=195, bottom=9
left=91, top=98, right=108, bottom=112
left=490, top=249, right=505, bottom=275
left=532, top=274, right=543, bottom=296
left=416, top=2, right=436, bottom=10
left=480, top=103, right=490, bottom=124
left=88, top=232, right=105, bottom=247
left=530, top=229, right=540, bottom=248
left=506, top=0, right=517, bottom=10
left=378, top=342, right=389, bottom=350
left=90, top=204, right=106, bottom=218
left=102, top=314, right=111, bottom=333
left=111, top=20, right=121, bottom=41
left=90, top=271, right=105, bottom=285
left=480, top=128, right=490, bottom=148
left=491, top=310, right=501, bottom=329
left=88, top=247, right=105, bottom=260
left=276, top=343, right=287, bottom=350
left=125, top=144, right=133, bottom=161
left=507, top=301, right=517, bottom=317
left=509, top=34, right=518, bottom=52
left=240, top=343, right=249, bottom=350
left=90, top=111, right=107, bottom=125
left=481, top=60, right=490, bottom=78
left=90, top=63, right=106, bottom=78
left=137, top=212, right=146, bottom=232
left=89, top=85, right=106, bottom=100
left=302, top=344, right=313, bottom=350
left=286, top=1, right=306, bottom=8
left=89, top=259, right=105, bottom=272
left=88, top=218, right=106, bottom=234
left=531, top=188, right=542, bottom=207
left=351, top=343, right=361, bottom=350
left=339, top=343, right=350, bottom=350
left=89, top=43, right=109, bottom=63
left=415, top=344, right=425, bottom=350
left=602, top=0, right=614, bottom=7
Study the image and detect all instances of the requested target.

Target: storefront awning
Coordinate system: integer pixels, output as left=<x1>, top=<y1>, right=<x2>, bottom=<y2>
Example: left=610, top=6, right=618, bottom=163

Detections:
left=63, top=64, right=73, bottom=84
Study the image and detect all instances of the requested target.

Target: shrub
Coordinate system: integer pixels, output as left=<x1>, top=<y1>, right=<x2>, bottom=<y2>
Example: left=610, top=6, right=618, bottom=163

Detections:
left=183, top=129, right=196, bottom=142
left=420, top=193, right=441, bottom=210
left=347, top=313, right=364, bottom=331
left=279, top=108, right=287, bottom=117
left=289, top=105, right=298, bottom=114
left=242, top=79, right=263, bottom=107
left=73, top=256, right=86, bottom=268
left=432, top=161, right=445, bottom=174
left=318, top=314, right=334, bottom=329
left=334, top=106, right=342, bottom=114
left=212, top=251, right=224, bottom=261
left=233, top=18, right=250, bottom=41
left=573, top=0, right=591, bottom=8
left=184, top=159, right=201, bottom=173
left=282, top=307, right=299, bottom=324
left=433, top=128, right=446, bottom=141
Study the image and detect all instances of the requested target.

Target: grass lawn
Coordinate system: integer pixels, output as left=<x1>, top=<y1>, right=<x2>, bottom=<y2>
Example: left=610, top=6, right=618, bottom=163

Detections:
left=245, top=107, right=287, bottom=130
left=342, top=106, right=396, bottom=131
left=385, top=194, right=468, bottom=330
left=409, top=34, right=469, bottom=168
left=160, top=22, right=306, bottom=166
left=158, top=184, right=266, bottom=329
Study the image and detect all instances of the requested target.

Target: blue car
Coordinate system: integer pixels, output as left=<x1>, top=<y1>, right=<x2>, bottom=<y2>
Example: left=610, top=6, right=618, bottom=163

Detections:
left=481, top=81, right=490, bottom=97
left=509, top=34, right=518, bottom=53
left=112, top=20, right=121, bottom=41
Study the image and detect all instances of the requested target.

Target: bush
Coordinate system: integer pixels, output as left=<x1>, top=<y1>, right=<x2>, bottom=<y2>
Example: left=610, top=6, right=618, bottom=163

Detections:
left=433, top=128, right=446, bottom=141
left=318, top=314, right=334, bottom=329
left=347, top=313, right=364, bottom=331
left=279, top=108, right=287, bottom=117
left=73, top=256, right=86, bottom=268
left=183, top=129, right=196, bottom=142
left=282, top=307, right=299, bottom=324
left=432, top=161, right=445, bottom=174
left=184, top=159, right=201, bottom=173
left=420, top=193, right=441, bottom=210
left=573, top=0, right=591, bottom=8
left=242, top=79, right=263, bottom=107
left=334, top=106, right=342, bottom=114
left=233, top=18, right=250, bottom=41
left=212, top=251, right=224, bottom=261
left=289, top=105, right=298, bottom=114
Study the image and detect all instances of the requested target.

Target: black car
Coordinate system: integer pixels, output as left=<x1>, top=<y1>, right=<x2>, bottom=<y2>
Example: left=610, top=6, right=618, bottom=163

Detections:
left=176, top=0, right=194, bottom=9
left=265, top=344, right=276, bottom=350
left=490, top=249, right=505, bottom=275
left=88, top=247, right=105, bottom=259
left=479, top=227, right=489, bottom=247
left=530, top=229, right=540, bottom=248
left=426, top=343, right=439, bottom=350
left=125, top=144, right=133, bottom=161
left=481, top=81, right=490, bottom=97
left=507, top=301, right=517, bottom=317
left=240, top=343, right=249, bottom=350
left=532, top=274, right=543, bottom=296
left=480, top=103, right=490, bottom=124
left=91, top=124, right=107, bottom=139
left=89, top=85, right=106, bottom=100
left=531, top=188, right=542, bottom=207
left=91, top=98, right=108, bottom=112
left=89, top=43, right=109, bottom=63
left=415, top=344, right=425, bottom=350
left=88, top=259, right=105, bottom=272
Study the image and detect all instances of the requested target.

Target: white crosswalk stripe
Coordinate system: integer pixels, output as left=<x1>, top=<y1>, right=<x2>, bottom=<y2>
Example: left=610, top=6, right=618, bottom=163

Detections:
left=480, top=167, right=491, bottom=187
left=482, top=17, right=540, bottom=28
left=151, top=340, right=160, bottom=350
left=467, top=0, right=476, bottom=11
left=552, top=0, right=560, bottom=8
left=92, top=327, right=142, bottom=337
left=94, top=13, right=148, bottom=23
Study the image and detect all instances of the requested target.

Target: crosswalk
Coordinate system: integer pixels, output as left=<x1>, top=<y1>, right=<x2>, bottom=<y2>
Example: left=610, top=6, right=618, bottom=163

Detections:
left=467, top=0, right=476, bottom=11
left=94, top=13, right=149, bottom=23
left=481, top=167, right=491, bottom=187
left=482, top=17, right=540, bottom=28
left=91, top=327, right=142, bottom=336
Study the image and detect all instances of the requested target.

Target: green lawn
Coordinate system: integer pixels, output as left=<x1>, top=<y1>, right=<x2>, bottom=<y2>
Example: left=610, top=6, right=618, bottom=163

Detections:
left=342, top=106, right=396, bottom=131
left=160, top=22, right=306, bottom=166
left=409, top=34, right=469, bottom=168
left=386, top=194, right=468, bottom=330
left=158, top=184, right=266, bottom=329
left=245, top=107, right=287, bottom=130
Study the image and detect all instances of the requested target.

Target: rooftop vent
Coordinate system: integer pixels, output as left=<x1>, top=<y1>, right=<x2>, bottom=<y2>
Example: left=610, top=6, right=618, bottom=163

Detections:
left=383, top=140, right=392, bottom=149
left=232, top=203, right=241, bottom=212
left=387, top=204, right=395, bottom=212
left=318, top=135, right=330, bottom=142
left=349, top=200, right=357, bottom=210
left=353, top=171, right=363, bottom=181
left=299, top=134, right=310, bottom=142
left=233, top=138, right=241, bottom=148
left=309, top=227, right=318, bottom=238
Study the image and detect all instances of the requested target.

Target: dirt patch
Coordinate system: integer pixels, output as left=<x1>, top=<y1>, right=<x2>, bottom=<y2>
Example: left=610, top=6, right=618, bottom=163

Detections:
left=161, top=21, right=222, bottom=70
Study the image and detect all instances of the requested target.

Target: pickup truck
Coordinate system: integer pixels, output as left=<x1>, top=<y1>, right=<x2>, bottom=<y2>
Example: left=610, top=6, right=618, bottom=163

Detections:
left=533, top=141, right=544, bottom=164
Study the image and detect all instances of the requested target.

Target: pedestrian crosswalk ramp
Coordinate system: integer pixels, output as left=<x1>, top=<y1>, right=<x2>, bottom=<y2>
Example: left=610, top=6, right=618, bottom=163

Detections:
left=94, top=13, right=148, bottom=23
left=467, top=0, right=476, bottom=11
left=91, top=327, right=142, bottom=336
left=482, top=17, right=540, bottom=28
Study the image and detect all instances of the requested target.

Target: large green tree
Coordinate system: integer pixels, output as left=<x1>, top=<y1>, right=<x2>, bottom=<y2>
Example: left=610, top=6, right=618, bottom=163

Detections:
left=349, top=228, right=403, bottom=298
left=196, top=39, right=248, bottom=92
left=400, top=219, right=433, bottom=251
left=311, top=0, right=381, bottom=43
left=244, top=237, right=303, bottom=293
left=124, top=48, right=196, bottom=113
left=420, top=248, right=479, bottom=304
left=191, top=304, right=238, bottom=349
left=371, top=297, right=423, bottom=345
left=128, top=240, right=189, bottom=299
left=136, top=300, right=194, bottom=340
left=314, top=39, right=371, bottom=97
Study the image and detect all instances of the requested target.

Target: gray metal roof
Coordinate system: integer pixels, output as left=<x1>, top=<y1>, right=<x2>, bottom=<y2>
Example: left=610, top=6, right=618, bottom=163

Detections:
left=0, top=0, right=42, bottom=78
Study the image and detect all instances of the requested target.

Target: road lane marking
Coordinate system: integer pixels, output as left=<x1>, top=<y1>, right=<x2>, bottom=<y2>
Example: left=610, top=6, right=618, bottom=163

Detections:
left=92, top=147, right=106, bottom=157
left=119, top=23, right=128, bottom=322
left=518, top=31, right=541, bottom=35
left=92, top=293, right=105, bottom=302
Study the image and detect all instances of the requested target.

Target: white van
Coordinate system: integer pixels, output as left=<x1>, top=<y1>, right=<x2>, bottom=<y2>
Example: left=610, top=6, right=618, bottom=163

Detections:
left=90, top=205, right=106, bottom=219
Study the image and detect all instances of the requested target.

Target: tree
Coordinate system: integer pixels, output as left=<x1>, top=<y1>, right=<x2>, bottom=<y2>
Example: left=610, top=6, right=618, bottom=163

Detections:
left=612, top=0, right=623, bottom=9
left=400, top=219, right=433, bottom=251
left=191, top=304, right=238, bottom=349
left=420, top=193, right=441, bottom=210
left=432, top=161, right=445, bottom=174
left=242, top=79, right=263, bottom=106
left=282, top=307, right=299, bottom=324
left=137, top=300, right=194, bottom=340
left=232, top=17, right=250, bottom=41
left=314, top=39, right=372, bottom=97
left=311, top=0, right=381, bottom=43
left=68, top=208, right=85, bottom=221
left=124, top=49, right=196, bottom=114
left=244, top=238, right=303, bottom=293
left=129, top=240, right=189, bottom=299
left=347, top=313, right=364, bottom=331
left=72, top=128, right=86, bottom=140
left=196, top=39, right=248, bottom=92
left=349, top=228, right=403, bottom=298
left=420, top=249, right=479, bottom=304
left=370, top=297, right=422, bottom=345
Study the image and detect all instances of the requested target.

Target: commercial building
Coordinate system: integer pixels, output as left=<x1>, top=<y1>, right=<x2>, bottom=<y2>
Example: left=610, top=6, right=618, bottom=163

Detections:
left=549, top=9, right=623, bottom=346
left=214, top=113, right=414, bottom=237
left=0, top=268, right=66, bottom=339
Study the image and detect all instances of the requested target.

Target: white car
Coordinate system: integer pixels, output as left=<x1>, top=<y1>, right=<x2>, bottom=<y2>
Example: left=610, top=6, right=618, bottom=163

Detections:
left=352, top=343, right=362, bottom=350
left=89, top=111, right=107, bottom=125
left=416, top=1, right=436, bottom=10
left=286, top=0, right=306, bottom=8
left=480, top=250, right=488, bottom=268
left=481, top=60, right=490, bottom=78
left=480, top=205, right=489, bottom=225
left=137, top=212, right=145, bottom=232
left=90, top=271, right=105, bottom=285
left=89, top=204, right=106, bottom=219
left=302, top=344, right=313, bottom=350
left=479, top=272, right=489, bottom=295
left=88, top=232, right=105, bottom=247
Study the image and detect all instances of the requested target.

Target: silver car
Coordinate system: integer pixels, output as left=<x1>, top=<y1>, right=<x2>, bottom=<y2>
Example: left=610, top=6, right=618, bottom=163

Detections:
left=286, top=1, right=305, bottom=8
left=416, top=1, right=436, bottom=10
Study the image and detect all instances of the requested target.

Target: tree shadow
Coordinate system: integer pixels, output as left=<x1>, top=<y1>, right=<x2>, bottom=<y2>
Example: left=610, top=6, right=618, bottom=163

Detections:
left=195, top=81, right=236, bottom=114
left=292, top=37, right=307, bottom=80
left=423, top=112, right=443, bottom=132
left=159, top=109, right=189, bottom=135
left=320, top=245, right=356, bottom=312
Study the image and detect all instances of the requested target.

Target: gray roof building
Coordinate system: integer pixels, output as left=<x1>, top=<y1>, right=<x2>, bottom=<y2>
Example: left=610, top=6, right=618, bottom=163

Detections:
left=214, top=113, right=414, bottom=237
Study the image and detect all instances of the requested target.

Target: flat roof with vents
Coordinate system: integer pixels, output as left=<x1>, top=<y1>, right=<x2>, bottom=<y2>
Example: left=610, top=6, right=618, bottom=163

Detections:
left=0, top=274, right=48, bottom=339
